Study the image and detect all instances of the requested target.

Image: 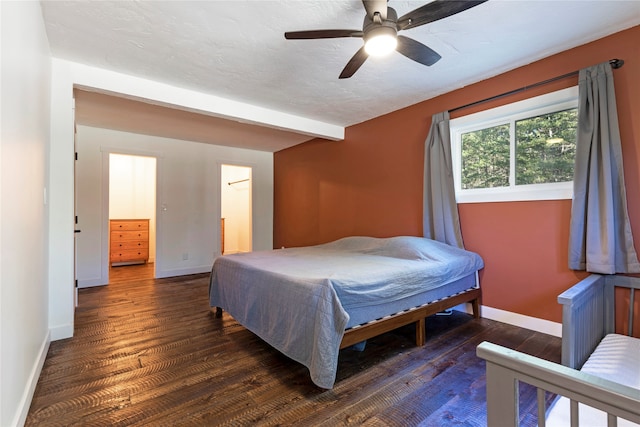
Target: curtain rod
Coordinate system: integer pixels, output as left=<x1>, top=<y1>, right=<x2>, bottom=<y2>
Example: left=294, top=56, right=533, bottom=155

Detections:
left=448, top=58, right=624, bottom=114
left=228, top=178, right=250, bottom=186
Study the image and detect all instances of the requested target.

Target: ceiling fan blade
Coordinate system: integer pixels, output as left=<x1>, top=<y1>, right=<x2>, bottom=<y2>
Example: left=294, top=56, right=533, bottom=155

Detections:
left=339, top=46, right=369, bottom=79
left=285, top=29, right=363, bottom=39
left=396, top=35, right=441, bottom=66
left=362, top=0, right=388, bottom=21
left=397, top=0, right=487, bottom=31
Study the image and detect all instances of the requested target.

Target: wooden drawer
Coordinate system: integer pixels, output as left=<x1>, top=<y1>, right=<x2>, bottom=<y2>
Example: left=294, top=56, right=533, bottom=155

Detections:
left=111, top=230, right=149, bottom=242
left=110, top=220, right=149, bottom=232
left=110, top=239, right=149, bottom=251
left=110, top=248, right=149, bottom=263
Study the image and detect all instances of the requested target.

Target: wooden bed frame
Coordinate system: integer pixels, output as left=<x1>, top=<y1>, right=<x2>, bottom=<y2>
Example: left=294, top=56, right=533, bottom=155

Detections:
left=477, top=274, right=640, bottom=427
left=215, top=286, right=481, bottom=350
left=339, top=286, right=481, bottom=349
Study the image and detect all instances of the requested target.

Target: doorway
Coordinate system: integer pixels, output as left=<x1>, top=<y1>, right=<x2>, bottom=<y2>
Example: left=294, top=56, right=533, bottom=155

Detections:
left=221, top=164, right=252, bottom=255
left=109, top=153, right=157, bottom=281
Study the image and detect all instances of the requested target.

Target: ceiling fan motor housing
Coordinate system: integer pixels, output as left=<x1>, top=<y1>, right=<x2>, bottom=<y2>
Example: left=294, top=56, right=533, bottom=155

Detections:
left=363, top=7, right=398, bottom=56
left=363, top=6, right=398, bottom=40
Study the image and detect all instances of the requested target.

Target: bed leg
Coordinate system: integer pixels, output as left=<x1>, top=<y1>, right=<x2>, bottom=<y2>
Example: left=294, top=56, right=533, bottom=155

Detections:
left=471, top=298, right=481, bottom=319
left=416, top=318, right=426, bottom=346
left=212, top=307, right=223, bottom=318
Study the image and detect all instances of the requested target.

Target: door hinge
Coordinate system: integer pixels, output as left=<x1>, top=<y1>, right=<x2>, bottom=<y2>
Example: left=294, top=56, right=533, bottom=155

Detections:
left=75, top=279, right=78, bottom=288
left=75, top=152, right=78, bottom=161
left=75, top=215, right=78, bottom=224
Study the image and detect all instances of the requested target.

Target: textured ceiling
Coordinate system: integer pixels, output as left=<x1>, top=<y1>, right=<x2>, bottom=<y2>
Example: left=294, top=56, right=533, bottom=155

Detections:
left=41, top=1, right=640, bottom=151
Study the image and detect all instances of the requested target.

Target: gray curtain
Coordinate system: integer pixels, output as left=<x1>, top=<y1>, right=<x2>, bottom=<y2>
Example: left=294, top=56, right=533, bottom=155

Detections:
left=568, top=62, right=640, bottom=273
left=423, top=111, right=464, bottom=248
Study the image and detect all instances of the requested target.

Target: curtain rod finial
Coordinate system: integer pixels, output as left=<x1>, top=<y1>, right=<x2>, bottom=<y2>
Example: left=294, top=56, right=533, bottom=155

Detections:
left=610, top=58, right=624, bottom=69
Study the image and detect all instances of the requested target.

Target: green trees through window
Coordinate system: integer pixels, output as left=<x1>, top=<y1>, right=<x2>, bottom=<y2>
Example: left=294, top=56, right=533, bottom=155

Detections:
left=461, top=124, right=510, bottom=189
left=460, top=108, right=577, bottom=190
left=515, top=109, right=577, bottom=185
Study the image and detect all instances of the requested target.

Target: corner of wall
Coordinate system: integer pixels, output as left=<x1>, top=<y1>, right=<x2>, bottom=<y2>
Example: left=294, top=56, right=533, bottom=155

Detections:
left=50, top=324, right=74, bottom=341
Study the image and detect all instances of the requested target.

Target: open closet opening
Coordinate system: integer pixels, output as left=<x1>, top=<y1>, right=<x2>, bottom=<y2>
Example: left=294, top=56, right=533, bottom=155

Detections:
left=109, top=153, right=157, bottom=282
left=221, top=164, right=252, bottom=255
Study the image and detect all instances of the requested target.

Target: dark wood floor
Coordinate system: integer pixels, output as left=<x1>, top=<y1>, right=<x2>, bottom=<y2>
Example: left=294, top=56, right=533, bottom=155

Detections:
left=108, top=262, right=155, bottom=283
left=27, top=270, right=561, bottom=426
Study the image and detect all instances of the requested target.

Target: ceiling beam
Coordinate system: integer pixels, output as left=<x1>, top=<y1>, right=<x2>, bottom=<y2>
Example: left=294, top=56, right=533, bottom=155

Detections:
left=66, top=60, right=345, bottom=142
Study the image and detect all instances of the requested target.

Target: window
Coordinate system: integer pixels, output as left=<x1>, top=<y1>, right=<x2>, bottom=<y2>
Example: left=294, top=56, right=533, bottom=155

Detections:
left=451, top=86, right=578, bottom=203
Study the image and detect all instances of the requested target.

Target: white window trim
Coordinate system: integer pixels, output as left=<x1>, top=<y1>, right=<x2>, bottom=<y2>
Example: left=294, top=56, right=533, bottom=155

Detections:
left=450, top=86, right=578, bottom=204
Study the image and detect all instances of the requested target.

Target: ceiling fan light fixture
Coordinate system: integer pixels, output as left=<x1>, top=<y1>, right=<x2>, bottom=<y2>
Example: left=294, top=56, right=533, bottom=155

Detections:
left=364, top=26, right=397, bottom=57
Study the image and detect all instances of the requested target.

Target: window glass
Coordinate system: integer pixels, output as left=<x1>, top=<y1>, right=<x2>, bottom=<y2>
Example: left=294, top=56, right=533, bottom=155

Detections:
left=461, top=124, right=510, bottom=189
left=515, top=109, right=577, bottom=185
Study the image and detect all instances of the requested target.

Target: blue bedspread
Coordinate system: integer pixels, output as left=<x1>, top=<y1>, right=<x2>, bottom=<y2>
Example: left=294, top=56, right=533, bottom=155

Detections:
left=209, top=236, right=484, bottom=388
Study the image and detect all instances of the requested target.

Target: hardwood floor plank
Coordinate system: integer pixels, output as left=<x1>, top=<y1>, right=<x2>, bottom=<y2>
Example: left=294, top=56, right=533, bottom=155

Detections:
left=26, top=273, right=561, bottom=426
left=318, top=325, right=497, bottom=425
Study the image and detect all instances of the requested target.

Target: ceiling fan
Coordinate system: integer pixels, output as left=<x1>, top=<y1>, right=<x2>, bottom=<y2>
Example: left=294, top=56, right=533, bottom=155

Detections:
left=284, top=0, right=487, bottom=79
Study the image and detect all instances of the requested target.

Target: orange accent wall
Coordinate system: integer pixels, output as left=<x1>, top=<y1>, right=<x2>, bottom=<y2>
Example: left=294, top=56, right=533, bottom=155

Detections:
left=274, top=26, right=640, bottom=323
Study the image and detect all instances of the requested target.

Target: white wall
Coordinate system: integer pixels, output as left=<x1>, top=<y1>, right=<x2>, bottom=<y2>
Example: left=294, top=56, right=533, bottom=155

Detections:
left=48, top=62, right=75, bottom=342
left=75, top=125, right=273, bottom=282
left=0, top=2, right=52, bottom=426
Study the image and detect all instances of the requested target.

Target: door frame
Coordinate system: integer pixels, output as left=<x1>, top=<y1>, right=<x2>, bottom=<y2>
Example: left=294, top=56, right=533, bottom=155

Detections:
left=73, top=97, right=78, bottom=306
left=99, top=147, right=163, bottom=284
left=219, top=161, right=254, bottom=256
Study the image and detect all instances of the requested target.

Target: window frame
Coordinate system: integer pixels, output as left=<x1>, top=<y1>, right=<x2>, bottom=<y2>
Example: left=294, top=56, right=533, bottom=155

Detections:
left=450, top=86, right=579, bottom=204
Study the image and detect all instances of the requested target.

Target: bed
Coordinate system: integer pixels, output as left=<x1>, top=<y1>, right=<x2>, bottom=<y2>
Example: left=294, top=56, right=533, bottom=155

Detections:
left=209, top=236, right=484, bottom=389
left=477, top=274, right=640, bottom=426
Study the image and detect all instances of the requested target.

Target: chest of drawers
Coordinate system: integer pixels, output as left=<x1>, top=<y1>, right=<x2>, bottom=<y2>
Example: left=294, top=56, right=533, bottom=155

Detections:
left=110, top=219, right=149, bottom=265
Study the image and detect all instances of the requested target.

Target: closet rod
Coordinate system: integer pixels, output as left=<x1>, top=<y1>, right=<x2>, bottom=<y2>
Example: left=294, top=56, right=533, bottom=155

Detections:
left=448, top=58, right=624, bottom=114
left=228, top=178, right=250, bottom=186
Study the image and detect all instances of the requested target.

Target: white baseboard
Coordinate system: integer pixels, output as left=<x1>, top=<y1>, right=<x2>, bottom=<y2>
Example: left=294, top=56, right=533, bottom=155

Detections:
left=14, top=330, right=50, bottom=427
left=50, top=323, right=73, bottom=341
left=155, top=265, right=212, bottom=279
left=478, top=305, right=562, bottom=337
left=78, top=277, right=105, bottom=288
